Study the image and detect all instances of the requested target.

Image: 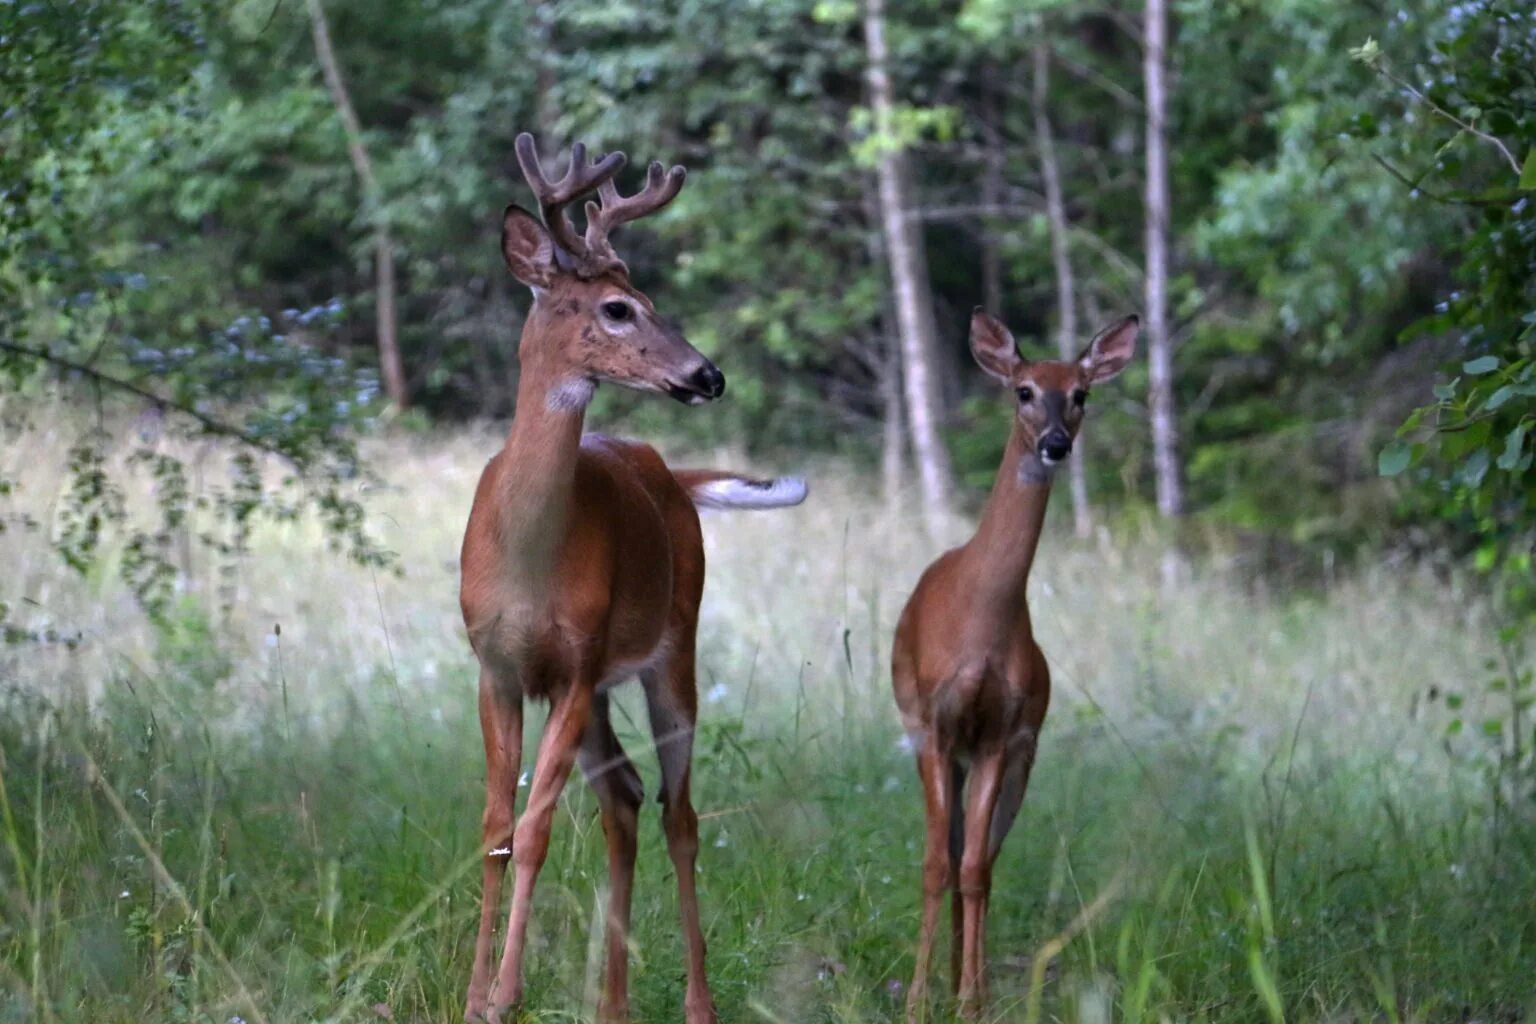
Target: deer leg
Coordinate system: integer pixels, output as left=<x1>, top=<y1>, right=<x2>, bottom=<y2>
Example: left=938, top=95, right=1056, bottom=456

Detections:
left=906, top=735, right=953, bottom=1024
left=642, top=655, right=718, bottom=1024
left=579, top=694, right=643, bottom=1024
left=957, top=754, right=1005, bottom=1020
left=948, top=760, right=966, bottom=999
left=490, top=682, right=593, bottom=1021
left=466, top=668, right=522, bottom=1023
left=987, top=734, right=1038, bottom=863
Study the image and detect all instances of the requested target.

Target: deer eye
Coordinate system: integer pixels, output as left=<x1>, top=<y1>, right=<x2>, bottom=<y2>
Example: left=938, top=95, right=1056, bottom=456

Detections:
left=600, top=301, right=632, bottom=322
left=1073, top=389, right=1088, bottom=407
left=1017, top=386, right=1034, bottom=403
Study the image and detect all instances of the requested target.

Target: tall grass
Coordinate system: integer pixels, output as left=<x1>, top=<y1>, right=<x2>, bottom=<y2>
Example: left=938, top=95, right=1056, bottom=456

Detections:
left=2, top=413, right=1533, bottom=1022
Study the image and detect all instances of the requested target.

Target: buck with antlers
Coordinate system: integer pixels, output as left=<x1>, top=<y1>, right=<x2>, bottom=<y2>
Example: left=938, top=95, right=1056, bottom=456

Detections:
left=891, top=310, right=1138, bottom=1021
left=460, top=134, right=806, bottom=1024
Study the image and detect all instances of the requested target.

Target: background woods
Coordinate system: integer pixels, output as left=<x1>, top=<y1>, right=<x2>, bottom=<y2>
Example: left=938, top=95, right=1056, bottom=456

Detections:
left=3, top=2, right=1536, bottom=1021
left=7, top=0, right=1531, bottom=559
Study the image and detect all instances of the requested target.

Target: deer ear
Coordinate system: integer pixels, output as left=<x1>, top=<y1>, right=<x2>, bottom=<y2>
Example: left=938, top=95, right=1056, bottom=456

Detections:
left=969, top=309, right=1022, bottom=385
left=501, top=204, right=557, bottom=289
left=1078, top=315, right=1139, bottom=384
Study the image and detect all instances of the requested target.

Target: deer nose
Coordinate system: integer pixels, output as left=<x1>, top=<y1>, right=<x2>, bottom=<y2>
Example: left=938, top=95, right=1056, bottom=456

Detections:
left=690, top=361, right=726, bottom=400
left=1039, top=432, right=1072, bottom=463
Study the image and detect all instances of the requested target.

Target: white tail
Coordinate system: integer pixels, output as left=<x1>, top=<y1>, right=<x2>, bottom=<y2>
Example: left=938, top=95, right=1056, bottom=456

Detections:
left=674, top=470, right=809, bottom=510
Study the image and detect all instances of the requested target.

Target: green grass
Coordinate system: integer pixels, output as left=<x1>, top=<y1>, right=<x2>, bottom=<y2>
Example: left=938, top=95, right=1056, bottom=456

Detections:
left=2, top=420, right=1534, bottom=1022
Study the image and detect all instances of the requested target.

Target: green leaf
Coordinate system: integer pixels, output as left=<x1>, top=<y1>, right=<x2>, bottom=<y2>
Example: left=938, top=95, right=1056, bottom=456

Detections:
left=1378, top=441, right=1412, bottom=476
left=1463, top=356, right=1500, bottom=375
left=1484, top=385, right=1515, bottom=411
left=1521, top=149, right=1536, bottom=190
left=1463, top=447, right=1490, bottom=488
left=1498, top=424, right=1528, bottom=470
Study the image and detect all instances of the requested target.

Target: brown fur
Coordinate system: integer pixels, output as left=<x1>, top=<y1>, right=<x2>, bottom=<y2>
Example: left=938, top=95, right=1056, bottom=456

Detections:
left=891, top=311, right=1138, bottom=1021
left=460, top=163, right=750, bottom=1024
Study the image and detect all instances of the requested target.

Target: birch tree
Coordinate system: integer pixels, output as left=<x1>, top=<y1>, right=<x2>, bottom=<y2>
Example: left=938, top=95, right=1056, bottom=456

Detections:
left=1032, top=41, right=1093, bottom=539
left=864, top=0, right=954, bottom=525
left=1143, top=0, right=1183, bottom=517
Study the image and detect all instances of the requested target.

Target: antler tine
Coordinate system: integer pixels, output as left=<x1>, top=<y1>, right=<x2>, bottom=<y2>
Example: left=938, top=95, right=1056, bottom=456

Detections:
left=582, top=159, right=688, bottom=270
left=513, top=132, right=626, bottom=261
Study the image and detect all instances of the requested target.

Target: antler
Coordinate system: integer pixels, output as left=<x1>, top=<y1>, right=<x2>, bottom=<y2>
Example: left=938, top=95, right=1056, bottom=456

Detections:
left=513, top=132, right=687, bottom=279
left=513, top=132, right=625, bottom=268
left=582, top=160, right=687, bottom=274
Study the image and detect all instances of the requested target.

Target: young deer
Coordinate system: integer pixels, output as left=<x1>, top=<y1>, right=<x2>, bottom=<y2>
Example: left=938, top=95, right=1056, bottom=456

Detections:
left=460, top=134, right=806, bottom=1024
left=891, top=310, right=1138, bottom=1021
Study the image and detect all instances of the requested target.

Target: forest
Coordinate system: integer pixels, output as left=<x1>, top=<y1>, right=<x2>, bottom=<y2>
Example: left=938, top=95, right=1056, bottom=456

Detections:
left=2, top=1, right=1534, bottom=1022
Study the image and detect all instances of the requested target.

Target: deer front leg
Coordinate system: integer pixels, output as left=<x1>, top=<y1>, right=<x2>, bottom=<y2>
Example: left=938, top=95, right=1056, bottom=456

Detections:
left=957, top=754, right=1005, bottom=1020
left=466, top=668, right=522, bottom=1023
left=907, top=734, right=953, bottom=1024
left=490, top=681, right=593, bottom=1021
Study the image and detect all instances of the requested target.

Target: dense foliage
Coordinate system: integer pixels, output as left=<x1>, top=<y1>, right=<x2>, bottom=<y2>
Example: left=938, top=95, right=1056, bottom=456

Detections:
left=2, top=0, right=1532, bottom=565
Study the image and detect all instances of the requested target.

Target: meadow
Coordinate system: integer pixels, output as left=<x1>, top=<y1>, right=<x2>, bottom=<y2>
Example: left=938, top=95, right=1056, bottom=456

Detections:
left=2, top=418, right=1533, bottom=1023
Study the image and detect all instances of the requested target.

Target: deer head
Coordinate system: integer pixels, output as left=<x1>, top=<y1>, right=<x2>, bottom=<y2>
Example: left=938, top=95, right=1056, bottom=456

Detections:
left=970, top=310, right=1139, bottom=466
left=501, top=134, right=724, bottom=409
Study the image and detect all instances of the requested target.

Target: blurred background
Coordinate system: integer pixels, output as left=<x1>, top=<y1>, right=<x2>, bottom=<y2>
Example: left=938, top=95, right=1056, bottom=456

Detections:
left=2, top=1, right=1534, bottom=1022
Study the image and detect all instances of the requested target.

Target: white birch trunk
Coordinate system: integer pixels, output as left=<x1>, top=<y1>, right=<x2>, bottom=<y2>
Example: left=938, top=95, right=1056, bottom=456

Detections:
left=864, top=0, right=954, bottom=527
left=1033, top=42, right=1093, bottom=539
left=1143, top=0, right=1183, bottom=518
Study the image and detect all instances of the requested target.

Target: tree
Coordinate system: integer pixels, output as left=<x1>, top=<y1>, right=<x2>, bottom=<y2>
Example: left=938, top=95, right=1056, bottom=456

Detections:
left=1143, top=0, right=1183, bottom=519
left=1032, top=41, right=1093, bottom=538
left=306, top=0, right=407, bottom=411
left=0, top=1, right=392, bottom=622
left=864, top=0, right=955, bottom=526
left=1363, top=2, right=1535, bottom=796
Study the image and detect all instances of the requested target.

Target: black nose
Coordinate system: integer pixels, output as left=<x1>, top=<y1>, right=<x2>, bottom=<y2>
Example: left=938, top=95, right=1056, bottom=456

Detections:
left=691, top=362, right=726, bottom=400
left=1039, top=432, right=1072, bottom=462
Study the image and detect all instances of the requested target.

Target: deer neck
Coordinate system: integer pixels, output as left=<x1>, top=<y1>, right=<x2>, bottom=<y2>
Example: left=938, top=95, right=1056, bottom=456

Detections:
left=961, top=419, right=1055, bottom=606
left=495, top=318, right=593, bottom=577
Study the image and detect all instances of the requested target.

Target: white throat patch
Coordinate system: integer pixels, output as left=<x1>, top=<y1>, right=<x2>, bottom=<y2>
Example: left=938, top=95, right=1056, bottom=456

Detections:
left=1018, top=453, right=1057, bottom=485
left=546, top=378, right=596, bottom=412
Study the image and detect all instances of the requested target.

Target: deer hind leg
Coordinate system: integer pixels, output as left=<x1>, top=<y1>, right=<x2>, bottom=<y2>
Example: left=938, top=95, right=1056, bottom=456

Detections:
left=491, top=680, right=593, bottom=1021
left=957, top=753, right=1006, bottom=1020
left=642, top=652, right=718, bottom=1024
left=906, top=734, right=955, bottom=1024
left=948, top=760, right=966, bottom=999
left=466, top=667, right=522, bottom=1023
left=987, top=732, right=1038, bottom=863
left=579, top=693, right=644, bottom=1024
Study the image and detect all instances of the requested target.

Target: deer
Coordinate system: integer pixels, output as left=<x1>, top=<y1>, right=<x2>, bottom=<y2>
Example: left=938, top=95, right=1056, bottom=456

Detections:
left=890, top=309, right=1138, bottom=1021
left=459, top=134, right=807, bottom=1024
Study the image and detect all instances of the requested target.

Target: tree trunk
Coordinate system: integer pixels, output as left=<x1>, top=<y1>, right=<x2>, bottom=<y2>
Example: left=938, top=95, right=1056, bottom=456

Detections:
left=1143, top=0, right=1182, bottom=518
left=862, top=184, right=908, bottom=504
left=864, top=0, right=953, bottom=527
left=978, top=75, right=1004, bottom=318
left=881, top=338, right=907, bottom=504
left=1032, top=42, right=1093, bottom=540
left=307, top=0, right=408, bottom=411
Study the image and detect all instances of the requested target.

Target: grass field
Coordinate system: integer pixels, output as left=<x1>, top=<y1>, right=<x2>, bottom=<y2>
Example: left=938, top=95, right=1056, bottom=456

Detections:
left=2, top=419, right=1534, bottom=1023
